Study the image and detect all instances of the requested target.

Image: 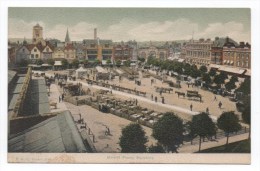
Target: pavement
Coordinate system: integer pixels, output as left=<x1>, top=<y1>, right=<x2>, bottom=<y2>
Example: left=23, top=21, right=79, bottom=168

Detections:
left=44, top=70, right=249, bottom=153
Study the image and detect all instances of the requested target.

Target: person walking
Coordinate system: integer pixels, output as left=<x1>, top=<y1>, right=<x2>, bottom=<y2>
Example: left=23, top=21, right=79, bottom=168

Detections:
left=59, top=95, right=61, bottom=103
left=62, top=93, right=65, bottom=102
left=151, top=94, right=153, bottom=101
left=206, top=107, right=209, bottom=114
left=190, top=104, right=193, bottom=111
left=161, top=97, right=165, bottom=104
left=155, top=96, right=157, bottom=103
left=214, top=95, right=217, bottom=101
left=218, top=101, right=222, bottom=109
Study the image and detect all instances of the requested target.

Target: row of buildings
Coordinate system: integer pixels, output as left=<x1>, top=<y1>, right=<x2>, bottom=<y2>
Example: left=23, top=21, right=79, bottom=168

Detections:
left=8, top=23, right=251, bottom=70
left=9, top=24, right=179, bottom=65
left=180, top=37, right=251, bottom=69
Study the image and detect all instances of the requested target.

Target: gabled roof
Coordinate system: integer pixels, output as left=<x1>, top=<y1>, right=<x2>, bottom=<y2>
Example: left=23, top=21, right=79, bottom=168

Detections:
left=26, top=44, right=36, bottom=51
left=45, top=41, right=55, bottom=51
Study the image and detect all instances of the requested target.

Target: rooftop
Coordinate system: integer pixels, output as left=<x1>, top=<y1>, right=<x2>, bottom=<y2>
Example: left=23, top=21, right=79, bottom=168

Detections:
left=8, top=110, right=87, bottom=153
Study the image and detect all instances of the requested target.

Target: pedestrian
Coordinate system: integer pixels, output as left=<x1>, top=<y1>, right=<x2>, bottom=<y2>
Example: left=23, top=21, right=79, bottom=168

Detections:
left=214, top=95, right=217, bottom=101
left=218, top=101, right=222, bottom=109
left=136, top=99, right=138, bottom=105
left=155, top=96, right=157, bottom=102
left=160, top=90, right=162, bottom=96
left=107, top=127, right=110, bottom=135
left=59, top=95, right=61, bottom=103
left=162, top=97, right=165, bottom=104
left=190, top=104, right=193, bottom=111
left=151, top=94, right=153, bottom=101
left=62, top=93, right=65, bottom=101
left=206, top=107, right=209, bottom=114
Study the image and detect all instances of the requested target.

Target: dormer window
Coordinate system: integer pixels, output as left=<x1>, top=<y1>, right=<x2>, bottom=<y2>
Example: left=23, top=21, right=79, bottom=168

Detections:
left=34, top=48, right=37, bottom=52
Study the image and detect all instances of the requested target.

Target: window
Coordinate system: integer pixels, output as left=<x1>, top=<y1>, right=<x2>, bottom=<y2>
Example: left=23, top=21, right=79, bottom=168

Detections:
left=34, top=48, right=37, bottom=52
left=36, top=54, right=39, bottom=58
left=31, top=54, right=34, bottom=58
left=46, top=47, right=49, bottom=52
left=22, top=49, right=25, bottom=52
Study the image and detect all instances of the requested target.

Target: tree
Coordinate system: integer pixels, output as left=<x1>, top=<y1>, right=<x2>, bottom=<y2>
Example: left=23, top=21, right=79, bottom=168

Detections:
left=202, top=73, right=212, bottom=85
left=61, top=59, right=69, bottom=69
left=230, top=75, right=238, bottom=83
left=152, top=112, right=184, bottom=153
left=94, top=59, right=100, bottom=65
left=225, top=80, right=236, bottom=91
left=82, top=59, right=88, bottom=66
left=242, top=99, right=251, bottom=139
left=214, top=74, right=225, bottom=87
left=123, top=59, right=131, bottom=67
left=199, top=65, right=208, bottom=73
left=71, top=59, right=79, bottom=68
left=47, top=58, right=55, bottom=66
left=209, top=69, right=217, bottom=77
left=116, top=59, right=122, bottom=66
left=36, top=59, right=44, bottom=65
left=119, top=123, right=148, bottom=153
left=106, top=59, right=112, bottom=65
left=237, top=78, right=251, bottom=95
left=190, top=112, right=216, bottom=152
left=217, top=111, right=242, bottom=146
left=138, top=57, right=145, bottom=63
left=148, top=144, right=165, bottom=153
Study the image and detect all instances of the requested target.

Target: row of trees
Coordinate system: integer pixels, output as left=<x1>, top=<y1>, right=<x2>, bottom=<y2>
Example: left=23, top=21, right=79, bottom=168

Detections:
left=119, top=110, right=249, bottom=153
left=146, top=57, right=250, bottom=95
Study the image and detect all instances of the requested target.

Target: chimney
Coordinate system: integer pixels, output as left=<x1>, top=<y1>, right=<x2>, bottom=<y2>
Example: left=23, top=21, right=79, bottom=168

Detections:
left=94, top=28, right=97, bottom=40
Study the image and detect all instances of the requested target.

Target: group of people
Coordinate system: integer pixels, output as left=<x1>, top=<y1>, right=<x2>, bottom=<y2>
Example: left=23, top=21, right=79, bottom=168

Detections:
left=151, top=94, right=165, bottom=104
left=58, top=93, right=65, bottom=102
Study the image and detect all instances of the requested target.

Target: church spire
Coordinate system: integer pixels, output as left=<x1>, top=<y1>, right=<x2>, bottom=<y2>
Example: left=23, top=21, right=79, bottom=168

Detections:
left=65, top=28, right=71, bottom=43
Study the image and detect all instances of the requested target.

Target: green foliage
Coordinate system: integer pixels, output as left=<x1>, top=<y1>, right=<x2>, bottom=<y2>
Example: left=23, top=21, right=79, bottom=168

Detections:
left=225, top=80, right=236, bottom=91
left=36, top=59, right=44, bottom=65
left=230, top=75, right=238, bottom=83
left=124, top=59, right=131, bottom=67
left=152, top=112, right=183, bottom=153
left=202, top=73, right=212, bottom=85
left=209, top=69, right=217, bottom=77
left=214, top=74, right=225, bottom=87
left=148, top=144, right=165, bottom=153
left=82, top=59, right=88, bottom=65
left=61, top=59, right=69, bottom=68
left=47, top=58, right=55, bottom=66
left=237, top=78, right=251, bottom=95
left=138, top=57, right=145, bottom=63
left=190, top=112, right=216, bottom=151
left=242, top=104, right=250, bottom=125
left=217, top=111, right=242, bottom=145
left=191, top=112, right=216, bottom=138
left=119, top=123, right=148, bottom=153
left=106, top=59, right=112, bottom=65
left=71, top=59, right=79, bottom=68
left=116, top=59, right=122, bottom=66
left=199, top=65, right=208, bottom=73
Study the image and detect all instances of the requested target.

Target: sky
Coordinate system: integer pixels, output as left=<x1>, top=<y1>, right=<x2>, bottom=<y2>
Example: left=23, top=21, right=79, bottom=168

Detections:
left=8, top=8, right=251, bottom=42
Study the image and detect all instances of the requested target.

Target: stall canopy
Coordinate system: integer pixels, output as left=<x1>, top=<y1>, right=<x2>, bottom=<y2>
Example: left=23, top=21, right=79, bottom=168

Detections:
left=54, top=61, right=62, bottom=66
left=75, top=66, right=88, bottom=78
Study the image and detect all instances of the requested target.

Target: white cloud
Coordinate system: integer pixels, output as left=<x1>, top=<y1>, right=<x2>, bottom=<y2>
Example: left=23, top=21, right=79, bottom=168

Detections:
left=8, top=18, right=250, bottom=43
